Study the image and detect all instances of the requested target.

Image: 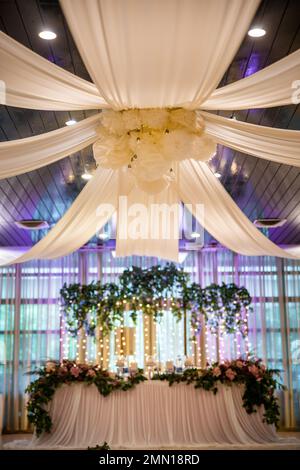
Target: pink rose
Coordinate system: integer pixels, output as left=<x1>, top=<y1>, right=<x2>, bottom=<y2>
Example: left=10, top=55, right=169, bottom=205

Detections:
left=225, top=368, right=237, bottom=381
left=236, top=360, right=243, bottom=368
left=45, top=361, right=56, bottom=373
left=70, top=366, right=80, bottom=377
left=260, top=364, right=266, bottom=372
left=223, top=360, right=231, bottom=368
left=212, top=367, right=221, bottom=377
left=58, top=366, right=68, bottom=375
left=87, top=369, right=96, bottom=377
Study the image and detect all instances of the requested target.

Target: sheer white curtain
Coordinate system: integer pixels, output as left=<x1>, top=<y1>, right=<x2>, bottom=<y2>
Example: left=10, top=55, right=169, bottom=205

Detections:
left=0, top=255, right=79, bottom=432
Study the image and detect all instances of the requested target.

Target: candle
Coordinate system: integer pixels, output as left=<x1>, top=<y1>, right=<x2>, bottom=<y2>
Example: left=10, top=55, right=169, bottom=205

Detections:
left=146, top=356, right=156, bottom=367
left=184, top=357, right=194, bottom=367
left=116, top=358, right=125, bottom=368
left=166, top=360, right=174, bottom=371
left=130, top=361, right=138, bottom=372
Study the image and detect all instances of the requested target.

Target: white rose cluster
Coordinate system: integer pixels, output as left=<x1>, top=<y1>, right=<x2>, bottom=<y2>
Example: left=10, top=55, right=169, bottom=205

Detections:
left=93, top=108, right=216, bottom=194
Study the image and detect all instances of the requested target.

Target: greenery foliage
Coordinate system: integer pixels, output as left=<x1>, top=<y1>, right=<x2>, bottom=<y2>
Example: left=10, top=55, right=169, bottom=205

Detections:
left=26, top=360, right=146, bottom=437
left=152, top=358, right=284, bottom=427
left=26, top=358, right=283, bottom=437
left=60, top=263, right=252, bottom=338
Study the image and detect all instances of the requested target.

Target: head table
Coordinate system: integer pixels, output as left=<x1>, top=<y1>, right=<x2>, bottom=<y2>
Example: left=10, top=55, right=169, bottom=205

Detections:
left=23, top=381, right=280, bottom=449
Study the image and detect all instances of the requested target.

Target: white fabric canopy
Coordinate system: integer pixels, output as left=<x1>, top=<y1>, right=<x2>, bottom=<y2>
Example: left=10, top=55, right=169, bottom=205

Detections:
left=10, top=382, right=282, bottom=449
left=200, top=48, right=300, bottom=110
left=202, top=111, right=300, bottom=167
left=179, top=160, right=300, bottom=259
left=116, top=184, right=180, bottom=261
left=1, top=0, right=300, bottom=264
left=60, top=0, right=259, bottom=109
left=0, top=31, right=107, bottom=111
left=0, top=167, right=119, bottom=266
left=0, top=114, right=102, bottom=179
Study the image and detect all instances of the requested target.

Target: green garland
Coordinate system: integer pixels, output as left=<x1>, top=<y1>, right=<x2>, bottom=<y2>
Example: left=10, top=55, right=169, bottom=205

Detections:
left=26, top=358, right=283, bottom=436
left=60, top=263, right=252, bottom=338
left=152, top=358, right=284, bottom=427
left=26, top=360, right=146, bottom=437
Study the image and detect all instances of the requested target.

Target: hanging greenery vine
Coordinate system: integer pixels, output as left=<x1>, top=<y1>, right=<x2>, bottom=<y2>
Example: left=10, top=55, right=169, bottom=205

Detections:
left=60, top=263, right=252, bottom=338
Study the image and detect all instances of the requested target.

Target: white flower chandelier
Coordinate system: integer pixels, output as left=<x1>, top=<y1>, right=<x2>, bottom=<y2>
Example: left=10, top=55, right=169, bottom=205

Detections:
left=93, top=109, right=216, bottom=193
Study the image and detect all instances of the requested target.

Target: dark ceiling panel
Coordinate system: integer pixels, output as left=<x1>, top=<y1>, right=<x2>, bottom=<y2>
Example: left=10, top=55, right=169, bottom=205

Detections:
left=0, top=0, right=299, bottom=248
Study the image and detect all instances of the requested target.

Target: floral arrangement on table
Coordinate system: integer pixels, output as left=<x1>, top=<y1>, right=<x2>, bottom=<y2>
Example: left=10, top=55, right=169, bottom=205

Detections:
left=153, top=358, right=284, bottom=427
left=25, top=360, right=146, bottom=437
left=60, top=263, right=252, bottom=339
left=26, top=358, right=283, bottom=437
left=93, top=108, right=216, bottom=194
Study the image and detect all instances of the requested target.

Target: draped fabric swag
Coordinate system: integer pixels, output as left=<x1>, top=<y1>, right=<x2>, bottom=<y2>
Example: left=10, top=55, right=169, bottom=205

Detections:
left=179, top=160, right=300, bottom=259
left=0, top=0, right=299, bottom=264
left=0, top=31, right=106, bottom=111
left=202, top=112, right=300, bottom=167
left=60, top=0, right=259, bottom=109
left=11, top=168, right=119, bottom=263
left=200, top=48, right=300, bottom=110
left=0, top=114, right=102, bottom=178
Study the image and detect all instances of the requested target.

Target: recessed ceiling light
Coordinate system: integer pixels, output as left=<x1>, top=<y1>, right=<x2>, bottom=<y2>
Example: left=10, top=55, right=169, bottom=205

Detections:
left=65, top=119, right=77, bottom=126
left=67, top=174, right=75, bottom=184
left=38, top=30, right=57, bottom=40
left=254, top=218, right=286, bottom=228
left=190, top=231, right=201, bottom=238
left=214, top=172, right=222, bottom=178
left=248, top=27, right=266, bottom=38
left=15, top=220, right=49, bottom=230
left=98, top=232, right=109, bottom=240
left=81, top=171, right=93, bottom=181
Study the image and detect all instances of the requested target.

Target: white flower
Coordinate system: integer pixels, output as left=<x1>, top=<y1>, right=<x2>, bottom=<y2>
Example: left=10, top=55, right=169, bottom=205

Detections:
left=93, top=131, right=132, bottom=169
left=122, top=109, right=141, bottom=131
left=95, top=108, right=215, bottom=194
left=140, top=108, right=170, bottom=129
left=161, top=129, right=194, bottom=161
left=100, top=110, right=125, bottom=135
left=192, top=134, right=216, bottom=162
left=169, top=108, right=198, bottom=130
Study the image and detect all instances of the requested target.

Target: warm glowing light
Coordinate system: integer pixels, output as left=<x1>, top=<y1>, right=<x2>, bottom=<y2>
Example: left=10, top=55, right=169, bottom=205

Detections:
left=248, top=27, right=266, bottom=38
left=81, top=172, right=93, bottom=181
left=191, top=231, right=201, bottom=239
left=98, top=232, right=109, bottom=240
left=38, top=30, right=57, bottom=40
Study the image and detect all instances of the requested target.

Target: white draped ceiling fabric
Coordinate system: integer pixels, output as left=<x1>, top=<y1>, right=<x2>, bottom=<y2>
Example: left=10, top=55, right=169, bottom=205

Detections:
left=0, top=31, right=106, bottom=111
left=0, top=0, right=300, bottom=265
left=200, top=48, right=300, bottom=110
left=59, top=0, right=259, bottom=109
left=202, top=112, right=300, bottom=167
left=0, top=114, right=102, bottom=178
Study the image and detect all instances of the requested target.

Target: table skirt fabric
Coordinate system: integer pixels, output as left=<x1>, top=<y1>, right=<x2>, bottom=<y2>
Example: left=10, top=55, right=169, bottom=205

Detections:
left=27, top=381, right=278, bottom=449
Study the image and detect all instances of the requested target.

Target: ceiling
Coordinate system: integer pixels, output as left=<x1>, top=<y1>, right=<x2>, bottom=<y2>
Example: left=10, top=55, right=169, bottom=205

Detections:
left=0, top=0, right=300, bottom=248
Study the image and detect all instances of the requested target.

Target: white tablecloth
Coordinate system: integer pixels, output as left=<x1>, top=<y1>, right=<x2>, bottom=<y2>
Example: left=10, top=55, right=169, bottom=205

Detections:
left=25, top=381, right=280, bottom=449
